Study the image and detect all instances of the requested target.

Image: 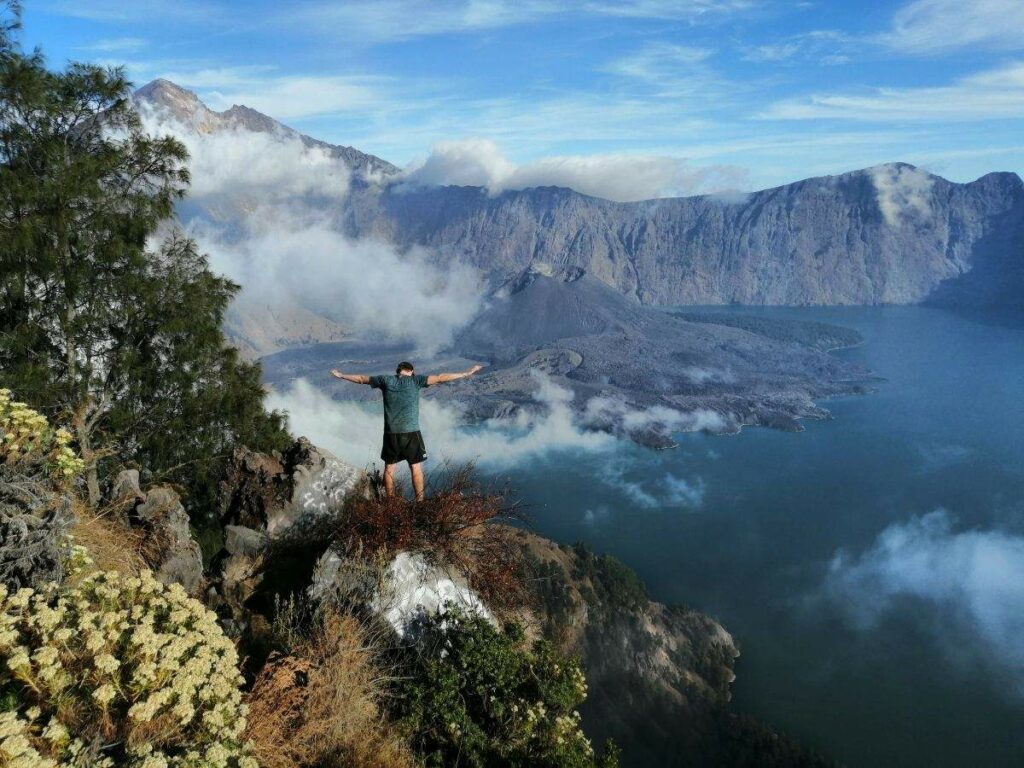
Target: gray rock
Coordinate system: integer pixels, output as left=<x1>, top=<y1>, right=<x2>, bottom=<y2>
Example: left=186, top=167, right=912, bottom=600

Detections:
left=135, top=486, right=204, bottom=595
left=277, top=439, right=362, bottom=534
left=224, top=524, right=267, bottom=557
left=219, top=438, right=364, bottom=537
left=109, top=469, right=143, bottom=504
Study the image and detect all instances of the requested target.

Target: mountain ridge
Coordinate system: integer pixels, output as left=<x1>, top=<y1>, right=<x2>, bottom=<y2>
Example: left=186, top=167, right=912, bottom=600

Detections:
left=133, top=79, right=1024, bottom=356
left=134, top=78, right=399, bottom=179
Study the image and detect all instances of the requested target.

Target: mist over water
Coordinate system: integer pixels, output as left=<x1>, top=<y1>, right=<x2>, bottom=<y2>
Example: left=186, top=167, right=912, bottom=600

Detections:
left=474, top=306, right=1024, bottom=767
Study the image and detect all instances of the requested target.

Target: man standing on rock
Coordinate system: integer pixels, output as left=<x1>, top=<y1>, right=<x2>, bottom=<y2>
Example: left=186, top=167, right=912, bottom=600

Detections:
left=330, top=361, right=483, bottom=501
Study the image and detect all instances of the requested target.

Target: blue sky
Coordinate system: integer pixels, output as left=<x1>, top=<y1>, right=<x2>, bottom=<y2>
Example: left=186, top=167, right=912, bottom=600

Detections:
left=19, top=0, right=1024, bottom=192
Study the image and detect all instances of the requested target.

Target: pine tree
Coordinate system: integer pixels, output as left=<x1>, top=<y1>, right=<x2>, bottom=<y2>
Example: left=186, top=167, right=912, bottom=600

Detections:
left=0, top=7, right=289, bottom=510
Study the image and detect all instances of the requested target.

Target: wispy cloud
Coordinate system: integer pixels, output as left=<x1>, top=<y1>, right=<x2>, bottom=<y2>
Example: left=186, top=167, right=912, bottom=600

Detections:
left=758, top=61, right=1024, bottom=122
left=585, top=0, right=756, bottom=20
left=40, top=0, right=217, bottom=23
left=288, top=0, right=564, bottom=44
left=825, top=509, right=1024, bottom=691
left=879, top=0, right=1024, bottom=55
left=288, top=0, right=757, bottom=44
left=598, top=461, right=707, bottom=509
left=603, top=42, right=737, bottom=103
left=82, top=36, right=148, bottom=53
left=201, top=75, right=392, bottom=120
left=742, top=30, right=853, bottom=65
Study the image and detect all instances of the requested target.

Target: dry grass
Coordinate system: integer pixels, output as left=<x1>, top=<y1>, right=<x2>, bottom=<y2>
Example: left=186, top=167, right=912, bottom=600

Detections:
left=338, top=465, right=531, bottom=615
left=245, top=609, right=414, bottom=768
left=69, top=498, right=146, bottom=576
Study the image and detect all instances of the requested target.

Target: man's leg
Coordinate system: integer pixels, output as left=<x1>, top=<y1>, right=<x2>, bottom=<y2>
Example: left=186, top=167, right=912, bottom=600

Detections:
left=383, top=462, right=397, bottom=497
left=409, top=461, right=425, bottom=502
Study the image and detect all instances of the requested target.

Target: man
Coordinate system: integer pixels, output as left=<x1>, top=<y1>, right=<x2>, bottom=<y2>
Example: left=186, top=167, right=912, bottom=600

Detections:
left=330, top=361, right=483, bottom=501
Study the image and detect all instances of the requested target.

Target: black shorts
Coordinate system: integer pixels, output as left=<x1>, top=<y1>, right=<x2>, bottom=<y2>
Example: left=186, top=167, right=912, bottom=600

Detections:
left=381, top=431, right=427, bottom=465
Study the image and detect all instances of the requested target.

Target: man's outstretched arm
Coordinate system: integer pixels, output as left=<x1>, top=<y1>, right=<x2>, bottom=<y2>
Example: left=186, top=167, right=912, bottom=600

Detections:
left=426, top=364, right=484, bottom=386
left=330, top=370, right=371, bottom=384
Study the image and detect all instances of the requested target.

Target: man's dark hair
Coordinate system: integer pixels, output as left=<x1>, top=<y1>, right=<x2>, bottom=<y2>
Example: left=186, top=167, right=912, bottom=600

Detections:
left=396, top=361, right=415, bottom=375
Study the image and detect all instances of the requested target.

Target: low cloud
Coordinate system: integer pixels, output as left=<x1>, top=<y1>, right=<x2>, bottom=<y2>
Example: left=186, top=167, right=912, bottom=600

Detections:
left=402, top=138, right=749, bottom=202
left=869, top=163, right=934, bottom=226
left=269, top=374, right=710, bottom=510
left=141, top=110, right=484, bottom=353
left=194, top=211, right=483, bottom=352
left=266, top=373, right=615, bottom=471
left=139, top=108, right=353, bottom=201
left=598, top=461, right=706, bottom=509
left=825, top=509, right=1024, bottom=689
left=583, top=395, right=733, bottom=434
left=680, top=366, right=736, bottom=385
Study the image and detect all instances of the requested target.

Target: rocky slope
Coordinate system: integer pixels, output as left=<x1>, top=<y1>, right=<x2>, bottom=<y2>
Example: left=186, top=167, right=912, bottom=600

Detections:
left=134, top=79, right=398, bottom=180
left=344, top=165, right=1024, bottom=308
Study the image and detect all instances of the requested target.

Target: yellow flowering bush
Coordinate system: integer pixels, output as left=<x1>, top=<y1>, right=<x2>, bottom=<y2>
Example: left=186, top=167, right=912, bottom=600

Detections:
left=0, top=391, right=83, bottom=483
left=0, top=569, right=257, bottom=767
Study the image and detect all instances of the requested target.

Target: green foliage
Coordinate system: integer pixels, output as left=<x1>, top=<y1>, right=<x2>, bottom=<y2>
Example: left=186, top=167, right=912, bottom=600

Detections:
left=393, top=611, right=618, bottom=768
left=0, top=389, right=82, bottom=483
left=0, top=570, right=257, bottom=766
left=0, top=16, right=288, bottom=511
left=570, top=543, right=648, bottom=614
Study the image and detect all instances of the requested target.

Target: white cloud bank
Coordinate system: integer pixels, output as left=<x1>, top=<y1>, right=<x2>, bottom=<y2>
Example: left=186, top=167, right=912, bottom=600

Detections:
left=266, top=374, right=615, bottom=471
left=825, top=510, right=1024, bottom=688
left=195, top=213, right=483, bottom=351
left=869, top=163, right=934, bottom=226
left=402, top=138, right=748, bottom=202
left=267, top=374, right=712, bottom=510
left=140, top=110, right=484, bottom=352
left=584, top=395, right=732, bottom=433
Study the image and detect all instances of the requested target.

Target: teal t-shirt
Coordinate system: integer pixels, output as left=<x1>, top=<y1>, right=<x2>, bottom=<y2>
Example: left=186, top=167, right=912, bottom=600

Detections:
left=369, top=374, right=430, bottom=434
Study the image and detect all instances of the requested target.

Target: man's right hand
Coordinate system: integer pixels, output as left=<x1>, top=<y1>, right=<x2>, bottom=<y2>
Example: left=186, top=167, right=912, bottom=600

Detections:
left=330, top=369, right=344, bottom=379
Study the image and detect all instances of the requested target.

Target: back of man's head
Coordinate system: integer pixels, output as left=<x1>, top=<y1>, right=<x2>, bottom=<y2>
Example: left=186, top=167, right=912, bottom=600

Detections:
left=396, top=361, right=415, bottom=376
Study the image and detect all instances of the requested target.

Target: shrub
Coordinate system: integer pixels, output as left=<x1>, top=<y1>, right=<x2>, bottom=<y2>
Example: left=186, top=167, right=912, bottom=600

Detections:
left=0, top=569, right=255, bottom=767
left=0, top=391, right=81, bottom=592
left=245, top=606, right=413, bottom=768
left=262, top=466, right=529, bottom=618
left=340, top=466, right=527, bottom=614
left=0, top=390, right=83, bottom=484
left=393, top=611, right=619, bottom=768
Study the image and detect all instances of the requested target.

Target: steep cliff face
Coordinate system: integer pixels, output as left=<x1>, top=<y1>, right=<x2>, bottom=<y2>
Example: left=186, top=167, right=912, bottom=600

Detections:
left=516, top=531, right=836, bottom=768
left=346, top=166, right=1024, bottom=307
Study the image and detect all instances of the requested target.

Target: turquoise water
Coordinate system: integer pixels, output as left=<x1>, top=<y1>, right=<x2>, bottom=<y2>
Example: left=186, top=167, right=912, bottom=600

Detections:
left=489, top=306, right=1024, bottom=767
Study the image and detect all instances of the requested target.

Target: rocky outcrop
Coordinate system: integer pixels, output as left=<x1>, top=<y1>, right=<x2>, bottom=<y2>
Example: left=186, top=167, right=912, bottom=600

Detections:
left=131, top=485, right=205, bottom=595
left=210, top=437, right=365, bottom=638
left=219, top=437, right=363, bottom=535
left=515, top=531, right=739, bottom=766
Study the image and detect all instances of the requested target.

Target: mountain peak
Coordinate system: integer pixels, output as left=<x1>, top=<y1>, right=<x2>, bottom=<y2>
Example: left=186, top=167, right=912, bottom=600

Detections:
left=134, top=78, right=203, bottom=112
left=132, top=79, right=399, bottom=176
